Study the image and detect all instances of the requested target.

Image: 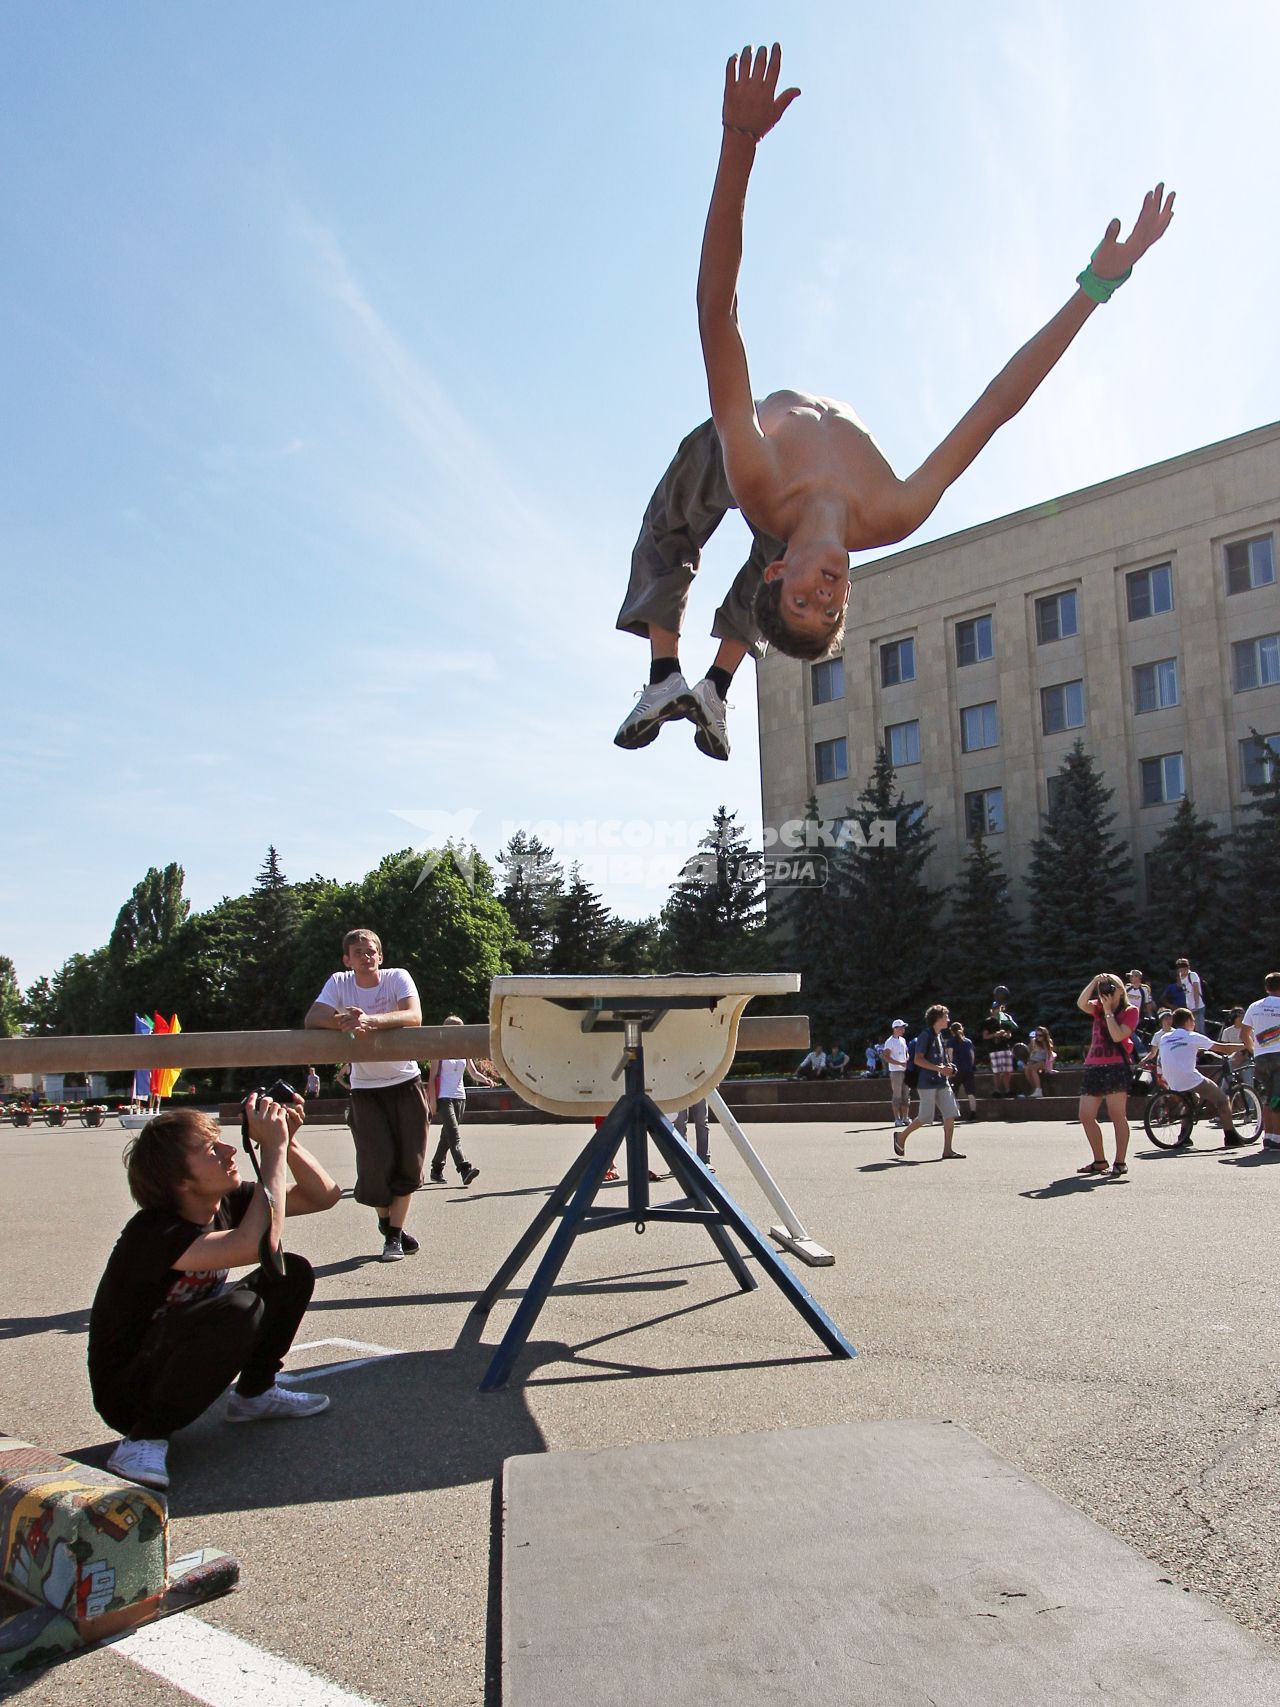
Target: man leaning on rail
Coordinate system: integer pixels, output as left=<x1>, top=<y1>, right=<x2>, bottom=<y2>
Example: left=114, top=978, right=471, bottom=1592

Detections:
left=87, top=1091, right=340, bottom=1491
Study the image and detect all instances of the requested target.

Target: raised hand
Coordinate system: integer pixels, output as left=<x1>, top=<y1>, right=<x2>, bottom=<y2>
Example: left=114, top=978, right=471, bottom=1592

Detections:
left=1092, top=183, right=1176, bottom=279
left=722, top=43, right=800, bottom=142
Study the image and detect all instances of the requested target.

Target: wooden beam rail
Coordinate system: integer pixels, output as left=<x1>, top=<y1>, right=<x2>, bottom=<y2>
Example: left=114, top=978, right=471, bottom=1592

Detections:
left=0, top=1015, right=809, bottom=1076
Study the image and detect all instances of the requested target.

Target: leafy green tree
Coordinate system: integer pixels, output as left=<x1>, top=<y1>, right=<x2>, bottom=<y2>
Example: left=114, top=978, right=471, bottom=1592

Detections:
left=609, top=916, right=663, bottom=973
left=1225, top=733, right=1280, bottom=999
left=23, top=949, right=114, bottom=1035
left=0, top=957, right=21, bottom=1037
left=661, top=806, right=765, bottom=972
left=1139, top=798, right=1227, bottom=997
left=1023, top=740, right=1136, bottom=1033
left=944, top=828, right=1022, bottom=1032
left=548, top=864, right=617, bottom=973
left=20, top=975, right=56, bottom=1036
left=108, top=864, right=191, bottom=968
left=495, top=832, right=564, bottom=970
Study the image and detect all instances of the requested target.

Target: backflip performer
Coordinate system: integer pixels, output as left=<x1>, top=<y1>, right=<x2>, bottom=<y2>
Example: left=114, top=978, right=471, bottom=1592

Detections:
left=615, top=43, right=1174, bottom=760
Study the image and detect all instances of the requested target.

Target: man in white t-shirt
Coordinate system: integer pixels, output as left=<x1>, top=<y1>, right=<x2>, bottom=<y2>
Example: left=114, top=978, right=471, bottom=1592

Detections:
left=882, top=1020, right=911, bottom=1127
left=305, top=928, right=435, bottom=1261
left=1242, top=971, right=1280, bottom=1148
left=1153, top=1007, right=1251, bottom=1149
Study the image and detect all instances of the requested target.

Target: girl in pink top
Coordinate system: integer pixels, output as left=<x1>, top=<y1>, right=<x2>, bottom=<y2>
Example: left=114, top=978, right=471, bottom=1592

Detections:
left=1076, top=973, right=1140, bottom=1178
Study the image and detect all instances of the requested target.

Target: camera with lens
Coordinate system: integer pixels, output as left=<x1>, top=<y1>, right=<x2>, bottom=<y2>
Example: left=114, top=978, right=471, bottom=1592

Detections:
left=1096, top=977, right=1117, bottom=998
left=240, top=1079, right=298, bottom=1145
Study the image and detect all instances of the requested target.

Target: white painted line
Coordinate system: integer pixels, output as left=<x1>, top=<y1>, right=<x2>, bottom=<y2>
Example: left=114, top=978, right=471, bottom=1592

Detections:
left=276, top=1336, right=404, bottom=1383
left=112, top=1613, right=381, bottom=1706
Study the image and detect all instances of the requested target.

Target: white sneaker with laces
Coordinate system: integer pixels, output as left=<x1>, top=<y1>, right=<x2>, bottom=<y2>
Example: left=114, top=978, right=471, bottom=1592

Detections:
left=226, top=1383, right=330, bottom=1423
left=1030, top=1088, right=1044, bottom=1099
left=688, top=677, right=730, bottom=760
left=614, top=672, right=695, bottom=749
left=108, top=1436, right=170, bottom=1490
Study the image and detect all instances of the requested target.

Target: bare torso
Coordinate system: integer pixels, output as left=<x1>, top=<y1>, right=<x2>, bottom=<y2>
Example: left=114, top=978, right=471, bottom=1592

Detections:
left=750, top=390, right=905, bottom=550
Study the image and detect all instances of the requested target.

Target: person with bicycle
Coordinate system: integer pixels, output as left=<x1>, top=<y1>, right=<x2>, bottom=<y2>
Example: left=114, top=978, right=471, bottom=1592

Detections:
left=1076, top=973, right=1140, bottom=1178
left=1152, top=1008, right=1254, bottom=1149
left=1242, top=971, right=1280, bottom=1149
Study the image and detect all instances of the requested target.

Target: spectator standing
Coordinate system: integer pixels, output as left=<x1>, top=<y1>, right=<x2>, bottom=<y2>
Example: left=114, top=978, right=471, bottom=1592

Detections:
left=882, top=1020, right=911, bottom=1128
left=1218, top=1007, right=1252, bottom=1086
left=1176, top=959, right=1206, bottom=1030
left=947, top=1022, right=978, bottom=1122
left=894, top=1005, right=965, bottom=1161
left=429, top=1015, right=493, bottom=1186
left=675, top=1098, right=712, bottom=1168
left=1125, top=971, right=1154, bottom=1022
left=1075, top=972, right=1139, bottom=1178
left=304, top=928, right=433, bottom=1263
left=1241, top=971, right=1280, bottom=1149
left=980, top=988, right=1018, bottom=1097
left=304, top=1066, right=321, bottom=1100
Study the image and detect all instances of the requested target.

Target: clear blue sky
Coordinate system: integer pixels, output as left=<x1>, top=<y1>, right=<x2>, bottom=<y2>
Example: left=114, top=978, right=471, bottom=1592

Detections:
left=3, top=0, right=1276, bottom=987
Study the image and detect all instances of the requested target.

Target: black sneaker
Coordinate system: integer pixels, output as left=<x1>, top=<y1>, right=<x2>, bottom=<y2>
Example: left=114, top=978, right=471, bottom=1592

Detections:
left=1223, top=1132, right=1256, bottom=1148
left=461, top=1164, right=480, bottom=1186
left=379, top=1217, right=419, bottom=1254
left=380, top=1232, right=404, bottom=1263
left=428, top=1170, right=445, bottom=1184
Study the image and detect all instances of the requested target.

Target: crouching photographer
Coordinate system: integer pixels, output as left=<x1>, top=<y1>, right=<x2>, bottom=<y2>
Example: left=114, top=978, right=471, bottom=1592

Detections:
left=88, top=1088, right=341, bottom=1492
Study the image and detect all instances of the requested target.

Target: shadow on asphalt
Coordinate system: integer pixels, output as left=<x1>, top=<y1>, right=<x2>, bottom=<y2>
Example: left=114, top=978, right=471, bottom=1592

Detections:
left=0, top=1307, right=90, bottom=1342
left=1019, top=1174, right=1117, bottom=1199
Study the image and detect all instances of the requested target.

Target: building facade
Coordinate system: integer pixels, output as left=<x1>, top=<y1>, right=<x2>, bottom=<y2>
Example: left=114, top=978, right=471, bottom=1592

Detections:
left=756, top=421, right=1280, bottom=905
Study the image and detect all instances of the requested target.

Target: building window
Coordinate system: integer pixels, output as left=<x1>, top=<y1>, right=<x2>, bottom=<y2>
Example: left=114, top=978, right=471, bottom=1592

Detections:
left=1035, top=589, right=1078, bottom=644
left=1133, top=659, right=1179, bottom=713
left=1041, top=680, right=1085, bottom=735
left=814, top=737, right=848, bottom=785
left=955, top=615, right=994, bottom=667
left=1125, top=562, right=1174, bottom=621
left=1045, top=773, right=1067, bottom=815
left=811, top=658, right=844, bottom=705
left=1225, top=535, right=1276, bottom=595
left=886, top=719, right=921, bottom=767
left=880, top=636, right=916, bottom=687
left=1140, top=753, right=1185, bottom=806
left=1232, top=633, right=1280, bottom=692
left=1240, top=734, right=1280, bottom=789
left=960, top=701, right=999, bottom=752
left=964, top=787, right=1004, bottom=837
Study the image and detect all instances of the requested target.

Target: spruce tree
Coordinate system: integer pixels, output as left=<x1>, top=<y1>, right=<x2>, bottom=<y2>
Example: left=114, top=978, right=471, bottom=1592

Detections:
left=232, top=847, right=300, bottom=1030
left=824, top=746, right=942, bottom=1049
left=548, top=864, right=616, bottom=973
left=1023, top=740, right=1136, bottom=1034
left=1226, top=733, right=1280, bottom=999
left=0, top=956, right=21, bottom=1037
left=1140, top=798, right=1227, bottom=998
left=767, top=795, right=842, bottom=1027
left=944, top=828, right=1022, bottom=1034
left=496, top=832, right=564, bottom=971
left=661, top=806, right=765, bottom=972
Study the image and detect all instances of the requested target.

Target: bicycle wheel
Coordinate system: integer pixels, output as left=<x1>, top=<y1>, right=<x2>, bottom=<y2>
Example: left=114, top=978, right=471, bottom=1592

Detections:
left=1145, top=1090, right=1190, bottom=1148
left=1230, top=1085, right=1263, bottom=1142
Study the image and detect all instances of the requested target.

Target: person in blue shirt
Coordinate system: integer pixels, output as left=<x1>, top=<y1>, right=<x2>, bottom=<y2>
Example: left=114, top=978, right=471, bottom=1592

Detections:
left=947, top=1022, right=978, bottom=1123
left=894, top=1005, right=966, bottom=1160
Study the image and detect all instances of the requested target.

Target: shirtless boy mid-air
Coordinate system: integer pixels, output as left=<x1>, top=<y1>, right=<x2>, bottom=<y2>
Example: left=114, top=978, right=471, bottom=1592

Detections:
left=615, top=44, right=1174, bottom=761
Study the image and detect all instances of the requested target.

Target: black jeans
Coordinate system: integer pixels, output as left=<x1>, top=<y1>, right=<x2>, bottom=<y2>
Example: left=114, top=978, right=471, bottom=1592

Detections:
left=431, top=1098, right=471, bottom=1176
left=95, top=1254, right=314, bottom=1440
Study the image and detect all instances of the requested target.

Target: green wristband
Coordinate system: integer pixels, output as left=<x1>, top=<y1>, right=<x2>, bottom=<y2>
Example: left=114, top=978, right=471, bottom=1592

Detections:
left=1076, top=243, right=1132, bottom=304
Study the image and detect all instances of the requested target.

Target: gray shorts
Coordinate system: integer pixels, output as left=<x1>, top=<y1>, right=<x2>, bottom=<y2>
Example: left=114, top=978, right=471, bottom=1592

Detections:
left=917, top=1084, right=960, bottom=1123
left=616, top=418, right=786, bottom=659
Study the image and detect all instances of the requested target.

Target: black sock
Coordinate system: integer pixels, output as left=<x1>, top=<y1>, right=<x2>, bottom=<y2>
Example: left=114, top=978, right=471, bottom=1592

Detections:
left=649, top=656, right=681, bottom=685
left=705, top=665, right=733, bottom=700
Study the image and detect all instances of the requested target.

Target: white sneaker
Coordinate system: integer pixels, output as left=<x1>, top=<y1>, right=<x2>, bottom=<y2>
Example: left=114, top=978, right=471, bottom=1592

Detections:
left=1030, top=1088, right=1044, bottom=1099
left=688, top=677, right=730, bottom=761
left=614, top=672, right=694, bottom=749
left=225, top=1383, right=330, bottom=1423
left=108, top=1437, right=170, bottom=1490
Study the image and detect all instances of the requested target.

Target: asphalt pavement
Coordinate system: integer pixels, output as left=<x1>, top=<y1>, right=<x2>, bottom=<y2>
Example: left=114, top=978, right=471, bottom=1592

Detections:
left=2, top=1112, right=1278, bottom=1704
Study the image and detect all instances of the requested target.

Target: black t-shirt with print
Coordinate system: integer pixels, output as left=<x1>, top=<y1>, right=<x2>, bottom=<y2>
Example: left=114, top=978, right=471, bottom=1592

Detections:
left=87, top=1183, right=255, bottom=1404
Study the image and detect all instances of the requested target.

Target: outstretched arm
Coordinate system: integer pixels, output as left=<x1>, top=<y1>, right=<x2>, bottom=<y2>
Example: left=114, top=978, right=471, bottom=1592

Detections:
left=888, top=185, right=1176, bottom=542
left=696, top=45, right=799, bottom=508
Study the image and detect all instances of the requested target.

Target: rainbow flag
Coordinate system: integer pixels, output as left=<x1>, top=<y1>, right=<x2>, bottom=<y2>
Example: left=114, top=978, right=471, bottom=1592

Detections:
left=149, top=1013, right=183, bottom=1100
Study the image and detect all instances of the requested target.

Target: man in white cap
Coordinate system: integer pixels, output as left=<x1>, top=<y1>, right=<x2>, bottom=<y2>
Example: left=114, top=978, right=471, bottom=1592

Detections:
left=882, top=1019, right=911, bottom=1127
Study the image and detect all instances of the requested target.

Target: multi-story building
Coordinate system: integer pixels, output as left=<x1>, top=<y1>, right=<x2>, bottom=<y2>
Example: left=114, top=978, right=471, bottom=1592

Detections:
left=756, top=420, right=1280, bottom=905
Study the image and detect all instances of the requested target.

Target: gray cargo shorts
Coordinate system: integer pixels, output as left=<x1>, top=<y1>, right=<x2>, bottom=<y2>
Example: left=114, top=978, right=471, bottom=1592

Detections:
left=616, top=417, right=786, bottom=659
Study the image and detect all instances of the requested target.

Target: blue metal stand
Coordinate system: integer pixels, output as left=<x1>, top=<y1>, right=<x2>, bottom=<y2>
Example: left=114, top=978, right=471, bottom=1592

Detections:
left=473, top=1011, right=856, bottom=1390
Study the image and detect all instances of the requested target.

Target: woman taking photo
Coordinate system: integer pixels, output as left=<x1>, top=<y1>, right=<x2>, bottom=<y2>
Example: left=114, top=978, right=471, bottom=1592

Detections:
left=1077, top=973, right=1140, bottom=1177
